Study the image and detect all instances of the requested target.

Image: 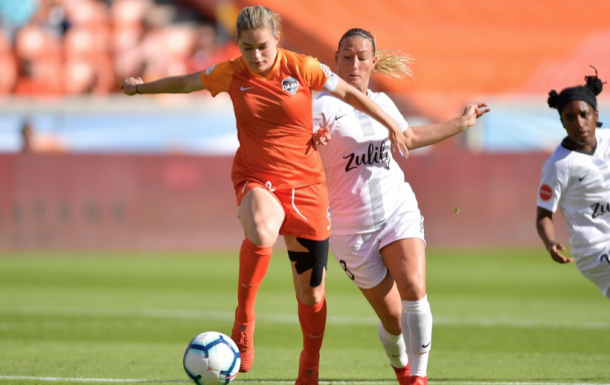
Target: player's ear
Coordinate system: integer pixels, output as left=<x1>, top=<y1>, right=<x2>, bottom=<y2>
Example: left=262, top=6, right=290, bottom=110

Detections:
left=334, top=51, right=338, bottom=64
left=275, top=31, right=280, bottom=44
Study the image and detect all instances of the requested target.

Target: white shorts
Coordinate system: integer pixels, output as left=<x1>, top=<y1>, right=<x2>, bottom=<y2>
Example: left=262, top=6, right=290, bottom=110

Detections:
left=576, top=247, right=610, bottom=299
left=330, top=208, right=425, bottom=289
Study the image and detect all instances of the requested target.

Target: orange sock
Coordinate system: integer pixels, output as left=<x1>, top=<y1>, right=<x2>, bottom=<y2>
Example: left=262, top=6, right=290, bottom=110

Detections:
left=235, top=238, right=272, bottom=328
left=297, top=295, right=327, bottom=369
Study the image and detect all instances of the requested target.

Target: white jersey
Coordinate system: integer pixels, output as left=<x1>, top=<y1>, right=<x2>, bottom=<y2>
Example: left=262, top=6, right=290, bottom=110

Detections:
left=537, top=129, right=610, bottom=258
left=312, top=90, right=418, bottom=234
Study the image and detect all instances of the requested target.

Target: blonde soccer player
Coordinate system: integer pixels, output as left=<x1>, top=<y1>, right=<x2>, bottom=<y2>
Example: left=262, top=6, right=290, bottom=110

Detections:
left=121, top=7, right=409, bottom=385
left=312, top=28, right=489, bottom=385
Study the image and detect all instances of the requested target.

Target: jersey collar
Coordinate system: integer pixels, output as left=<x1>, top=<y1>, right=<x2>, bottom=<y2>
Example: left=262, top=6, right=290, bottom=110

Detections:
left=561, top=136, right=598, bottom=155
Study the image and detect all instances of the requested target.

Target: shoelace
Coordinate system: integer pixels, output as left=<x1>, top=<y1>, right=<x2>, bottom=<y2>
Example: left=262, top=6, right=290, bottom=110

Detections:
left=237, top=332, right=250, bottom=347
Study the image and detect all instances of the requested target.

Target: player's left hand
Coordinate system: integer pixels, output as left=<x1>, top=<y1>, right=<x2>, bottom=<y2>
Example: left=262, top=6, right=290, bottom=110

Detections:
left=462, top=103, right=490, bottom=128
left=313, top=128, right=331, bottom=147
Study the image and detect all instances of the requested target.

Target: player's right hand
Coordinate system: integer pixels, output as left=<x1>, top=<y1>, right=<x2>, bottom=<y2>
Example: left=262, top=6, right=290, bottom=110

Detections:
left=547, top=241, right=574, bottom=264
left=313, top=128, right=331, bottom=147
left=121, top=77, right=143, bottom=96
left=389, top=124, right=409, bottom=158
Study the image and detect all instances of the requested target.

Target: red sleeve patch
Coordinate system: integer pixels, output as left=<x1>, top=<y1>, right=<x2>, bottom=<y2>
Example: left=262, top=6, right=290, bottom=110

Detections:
left=539, top=184, right=553, bottom=201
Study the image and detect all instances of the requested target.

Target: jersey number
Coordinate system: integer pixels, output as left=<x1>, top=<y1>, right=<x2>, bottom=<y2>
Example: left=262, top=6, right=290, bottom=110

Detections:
left=601, top=254, right=610, bottom=264
left=339, top=260, right=355, bottom=280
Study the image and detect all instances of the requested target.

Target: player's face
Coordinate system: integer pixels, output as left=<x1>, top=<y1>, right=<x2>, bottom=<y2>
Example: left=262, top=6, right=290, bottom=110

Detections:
left=335, top=36, right=377, bottom=93
left=238, top=27, right=279, bottom=77
left=560, top=100, right=599, bottom=150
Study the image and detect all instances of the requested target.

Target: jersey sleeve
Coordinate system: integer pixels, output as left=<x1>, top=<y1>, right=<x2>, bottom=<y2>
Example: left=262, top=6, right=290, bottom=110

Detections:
left=537, top=156, right=565, bottom=212
left=299, top=56, right=339, bottom=93
left=200, top=61, right=234, bottom=97
left=379, top=93, right=409, bottom=132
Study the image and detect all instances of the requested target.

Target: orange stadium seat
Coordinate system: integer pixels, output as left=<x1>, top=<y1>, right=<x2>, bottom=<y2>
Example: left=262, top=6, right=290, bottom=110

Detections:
left=15, top=24, right=61, bottom=59
left=64, top=0, right=109, bottom=27
left=111, top=0, right=151, bottom=27
left=112, top=24, right=144, bottom=52
left=13, top=56, right=64, bottom=96
left=64, top=25, right=112, bottom=57
left=0, top=53, right=17, bottom=95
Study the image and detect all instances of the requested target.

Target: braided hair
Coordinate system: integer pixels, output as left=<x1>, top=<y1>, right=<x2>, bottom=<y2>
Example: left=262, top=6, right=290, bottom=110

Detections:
left=337, top=28, right=413, bottom=79
left=548, top=66, right=605, bottom=127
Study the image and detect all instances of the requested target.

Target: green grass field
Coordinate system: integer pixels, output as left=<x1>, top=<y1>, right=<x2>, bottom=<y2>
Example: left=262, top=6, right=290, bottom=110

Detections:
left=1, top=249, right=609, bottom=385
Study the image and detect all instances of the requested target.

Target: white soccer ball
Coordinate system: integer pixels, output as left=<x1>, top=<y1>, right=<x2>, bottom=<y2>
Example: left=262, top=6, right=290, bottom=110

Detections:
left=183, top=331, right=241, bottom=385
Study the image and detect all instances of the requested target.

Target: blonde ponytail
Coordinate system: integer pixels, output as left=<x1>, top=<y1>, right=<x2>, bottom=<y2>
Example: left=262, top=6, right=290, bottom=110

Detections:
left=374, top=49, right=413, bottom=79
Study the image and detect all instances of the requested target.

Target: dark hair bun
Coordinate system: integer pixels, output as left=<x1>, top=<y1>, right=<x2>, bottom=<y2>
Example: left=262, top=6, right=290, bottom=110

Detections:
left=547, top=90, right=559, bottom=109
left=585, top=73, right=604, bottom=96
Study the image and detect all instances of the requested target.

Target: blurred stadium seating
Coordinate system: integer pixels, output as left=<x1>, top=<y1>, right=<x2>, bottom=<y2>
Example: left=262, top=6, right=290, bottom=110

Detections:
left=0, top=0, right=240, bottom=99
left=1, top=0, right=608, bottom=250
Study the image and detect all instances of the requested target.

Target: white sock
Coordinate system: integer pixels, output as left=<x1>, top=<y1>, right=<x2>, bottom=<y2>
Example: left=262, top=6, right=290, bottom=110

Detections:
left=401, top=295, right=433, bottom=377
left=377, top=321, right=409, bottom=369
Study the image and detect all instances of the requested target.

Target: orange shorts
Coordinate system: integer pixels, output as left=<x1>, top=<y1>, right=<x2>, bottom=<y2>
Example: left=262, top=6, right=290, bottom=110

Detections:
left=235, top=180, right=331, bottom=241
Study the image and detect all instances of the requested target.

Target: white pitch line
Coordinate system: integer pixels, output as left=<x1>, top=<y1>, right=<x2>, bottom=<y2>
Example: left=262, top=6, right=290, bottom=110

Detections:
left=0, top=376, right=183, bottom=383
left=0, top=307, right=609, bottom=330
left=0, top=376, right=608, bottom=385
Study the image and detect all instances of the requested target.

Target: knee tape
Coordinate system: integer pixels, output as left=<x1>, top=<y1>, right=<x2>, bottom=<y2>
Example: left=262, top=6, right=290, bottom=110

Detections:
left=287, top=237, right=329, bottom=288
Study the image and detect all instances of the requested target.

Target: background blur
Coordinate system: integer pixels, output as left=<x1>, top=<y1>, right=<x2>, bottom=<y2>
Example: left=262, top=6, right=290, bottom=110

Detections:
left=1, top=0, right=609, bottom=251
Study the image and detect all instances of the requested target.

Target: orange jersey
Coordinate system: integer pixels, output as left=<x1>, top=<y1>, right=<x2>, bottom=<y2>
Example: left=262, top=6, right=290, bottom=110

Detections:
left=200, top=48, right=336, bottom=189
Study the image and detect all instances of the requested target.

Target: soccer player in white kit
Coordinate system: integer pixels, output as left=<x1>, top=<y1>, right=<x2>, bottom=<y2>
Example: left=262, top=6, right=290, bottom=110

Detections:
left=312, top=28, right=490, bottom=385
left=536, top=67, right=610, bottom=300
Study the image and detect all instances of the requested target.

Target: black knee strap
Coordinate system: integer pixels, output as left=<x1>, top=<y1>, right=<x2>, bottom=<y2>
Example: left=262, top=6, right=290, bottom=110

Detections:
left=287, top=237, right=329, bottom=288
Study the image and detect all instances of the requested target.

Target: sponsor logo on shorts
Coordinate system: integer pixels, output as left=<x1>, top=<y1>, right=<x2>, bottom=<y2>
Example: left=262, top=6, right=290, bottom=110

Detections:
left=282, top=77, right=299, bottom=94
left=539, top=184, right=552, bottom=201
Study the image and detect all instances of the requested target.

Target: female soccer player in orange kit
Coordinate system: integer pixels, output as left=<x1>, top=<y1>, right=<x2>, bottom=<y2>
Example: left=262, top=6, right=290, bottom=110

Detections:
left=121, top=6, right=408, bottom=385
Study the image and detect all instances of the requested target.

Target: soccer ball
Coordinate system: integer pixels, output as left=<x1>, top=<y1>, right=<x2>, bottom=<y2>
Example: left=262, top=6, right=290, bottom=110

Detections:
left=183, top=331, right=241, bottom=385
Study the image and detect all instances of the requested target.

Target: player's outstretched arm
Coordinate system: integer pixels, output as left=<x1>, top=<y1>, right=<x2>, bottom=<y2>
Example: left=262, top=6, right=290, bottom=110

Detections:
left=536, top=207, right=574, bottom=264
left=405, top=103, right=490, bottom=150
left=329, top=78, right=409, bottom=157
left=121, top=72, right=206, bottom=96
